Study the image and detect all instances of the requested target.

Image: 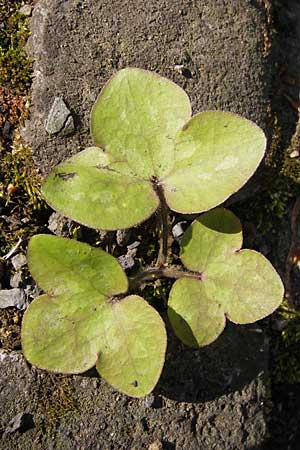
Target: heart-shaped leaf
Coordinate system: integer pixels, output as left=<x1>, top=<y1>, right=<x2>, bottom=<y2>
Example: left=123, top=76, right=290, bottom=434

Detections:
left=168, top=208, right=284, bottom=347
left=42, top=68, right=266, bottom=230
left=22, top=235, right=167, bottom=397
left=163, top=111, right=266, bottom=213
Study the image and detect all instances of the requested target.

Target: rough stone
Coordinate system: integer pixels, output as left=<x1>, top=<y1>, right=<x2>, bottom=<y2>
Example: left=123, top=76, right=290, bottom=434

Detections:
left=11, top=253, right=27, bottom=271
left=172, top=221, right=188, bottom=242
left=9, top=272, right=23, bottom=288
left=127, top=241, right=141, bottom=251
left=44, top=97, right=74, bottom=136
left=3, top=412, right=35, bottom=436
left=0, top=288, right=26, bottom=309
left=24, top=0, right=275, bottom=183
left=144, top=394, right=155, bottom=409
left=19, top=5, right=33, bottom=17
left=0, top=324, right=268, bottom=450
left=117, top=254, right=135, bottom=271
left=48, top=211, right=74, bottom=237
left=116, top=229, right=132, bottom=247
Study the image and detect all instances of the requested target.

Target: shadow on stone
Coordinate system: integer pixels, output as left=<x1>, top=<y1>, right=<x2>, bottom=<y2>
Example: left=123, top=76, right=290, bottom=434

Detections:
left=157, top=321, right=266, bottom=403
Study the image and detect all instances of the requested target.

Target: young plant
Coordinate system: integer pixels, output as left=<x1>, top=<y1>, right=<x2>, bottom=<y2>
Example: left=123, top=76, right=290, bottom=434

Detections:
left=21, top=68, right=284, bottom=397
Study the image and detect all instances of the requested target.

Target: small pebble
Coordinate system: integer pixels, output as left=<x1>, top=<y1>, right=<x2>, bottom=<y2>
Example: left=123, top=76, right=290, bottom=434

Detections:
left=48, top=212, right=73, bottom=237
left=127, top=241, right=140, bottom=251
left=172, top=221, right=187, bottom=241
left=0, top=288, right=26, bottom=309
left=19, top=5, right=33, bottom=16
left=3, top=121, right=12, bottom=139
left=10, top=272, right=23, bottom=288
left=118, top=254, right=135, bottom=270
left=116, top=229, right=132, bottom=246
left=44, top=97, right=74, bottom=135
left=144, top=394, right=155, bottom=408
left=97, top=229, right=115, bottom=243
left=11, top=253, right=27, bottom=271
left=3, top=412, right=35, bottom=436
left=289, top=150, right=299, bottom=158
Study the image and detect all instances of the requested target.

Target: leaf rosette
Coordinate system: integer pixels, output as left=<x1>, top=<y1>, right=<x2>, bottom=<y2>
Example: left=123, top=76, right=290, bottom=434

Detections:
left=42, top=68, right=266, bottom=230
left=168, top=208, right=284, bottom=347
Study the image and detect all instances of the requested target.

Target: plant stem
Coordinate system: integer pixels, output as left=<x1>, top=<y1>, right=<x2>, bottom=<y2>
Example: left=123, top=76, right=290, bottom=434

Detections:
left=128, top=265, right=202, bottom=292
left=154, top=182, right=169, bottom=267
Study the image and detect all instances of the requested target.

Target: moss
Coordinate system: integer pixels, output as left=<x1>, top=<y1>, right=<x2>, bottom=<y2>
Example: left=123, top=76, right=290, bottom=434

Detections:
left=281, top=118, right=300, bottom=184
left=0, top=1, right=50, bottom=259
left=0, top=133, right=49, bottom=257
left=34, top=374, right=78, bottom=439
left=0, top=0, right=33, bottom=93
left=271, top=300, right=300, bottom=384
left=0, top=308, right=22, bottom=350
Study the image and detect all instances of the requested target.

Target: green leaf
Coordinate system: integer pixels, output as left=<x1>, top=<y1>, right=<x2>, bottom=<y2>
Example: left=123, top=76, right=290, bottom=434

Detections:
left=96, top=295, right=167, bottom=397
left=42, top=69, right=266, bottom=230
left=168, top=278, right=225, bottom=347
left=168, top=208, right=284, bottom=346
left=27, top=234, right=128, bottom=296
left=163, top=112, right=266, bottom=213
left=22, top=235, right=166, bottom=397
left=42, top=147, right=160, bottom=230
left=91, top=68, right=192, bottom=179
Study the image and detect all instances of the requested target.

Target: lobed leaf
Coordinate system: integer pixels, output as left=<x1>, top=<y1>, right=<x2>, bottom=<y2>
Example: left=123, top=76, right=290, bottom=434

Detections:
left=22, top=235, right=167, bottom=397
left=168, top=208, right=284, bottom=346
left=162, top=112, right=266, bottom=213
left=91, top=67, right=192, bottom=179
left=42, top=69, right=266, bottom=230
left=42, top=147, right=159, bottom=230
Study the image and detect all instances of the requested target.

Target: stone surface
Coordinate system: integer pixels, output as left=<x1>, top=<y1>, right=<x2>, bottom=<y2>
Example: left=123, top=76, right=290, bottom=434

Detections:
left=11, top=253, right=27, bottom=271
left=19, top=5, right=33, bottom=17
left=24, top=0, right=274, bottom=181
left=0, top=288, right=26, bottom=309
left=47, top=211, right=74, bottom=236
left=9, top=272, right=22, bottom=288
left=3, top=412, right=35, bottom=436
left=117, top=253, right=135, bottom=270
left=0, top=324, right=268, bottom=449
left=44, top=97, right=74, bottom=136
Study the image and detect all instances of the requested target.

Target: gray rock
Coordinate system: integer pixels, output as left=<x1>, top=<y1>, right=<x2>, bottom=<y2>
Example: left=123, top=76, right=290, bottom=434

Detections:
left=0, top=288, right=26, bottom=309
left=144, top=394, right=155, bottom=408
left=60, top=114, right=75, bottom=137
left=3, top=412, right=34, bottom=436
left=127, top=241, right=141, bottom=251
left=10, top=272, right=23, bottom=288
left=97, top=229, right=115, bottom=244
left=25, top=0, right=277, bottom=180
left=172, top=221, right=188, bottom=242
left=48, top=211, right=73, bottom=236
left=2, top=121, right=12, bottom=139
left=11, top=253, right=27, bottom=271
left=19, top=5, right=33, bottom=16
left=44, top=97, right=74, bottom=135
left=118, top=254, right=135, bottom=270
left=24, top=283, right=41, bottom=299
left=116, top=229, right=132, bottom=247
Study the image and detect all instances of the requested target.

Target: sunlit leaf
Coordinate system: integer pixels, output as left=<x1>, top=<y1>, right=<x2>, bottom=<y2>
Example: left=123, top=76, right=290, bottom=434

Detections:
left=22, top=235, right=166, bottom=397
left=168, top=208, right=284, bottom=346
